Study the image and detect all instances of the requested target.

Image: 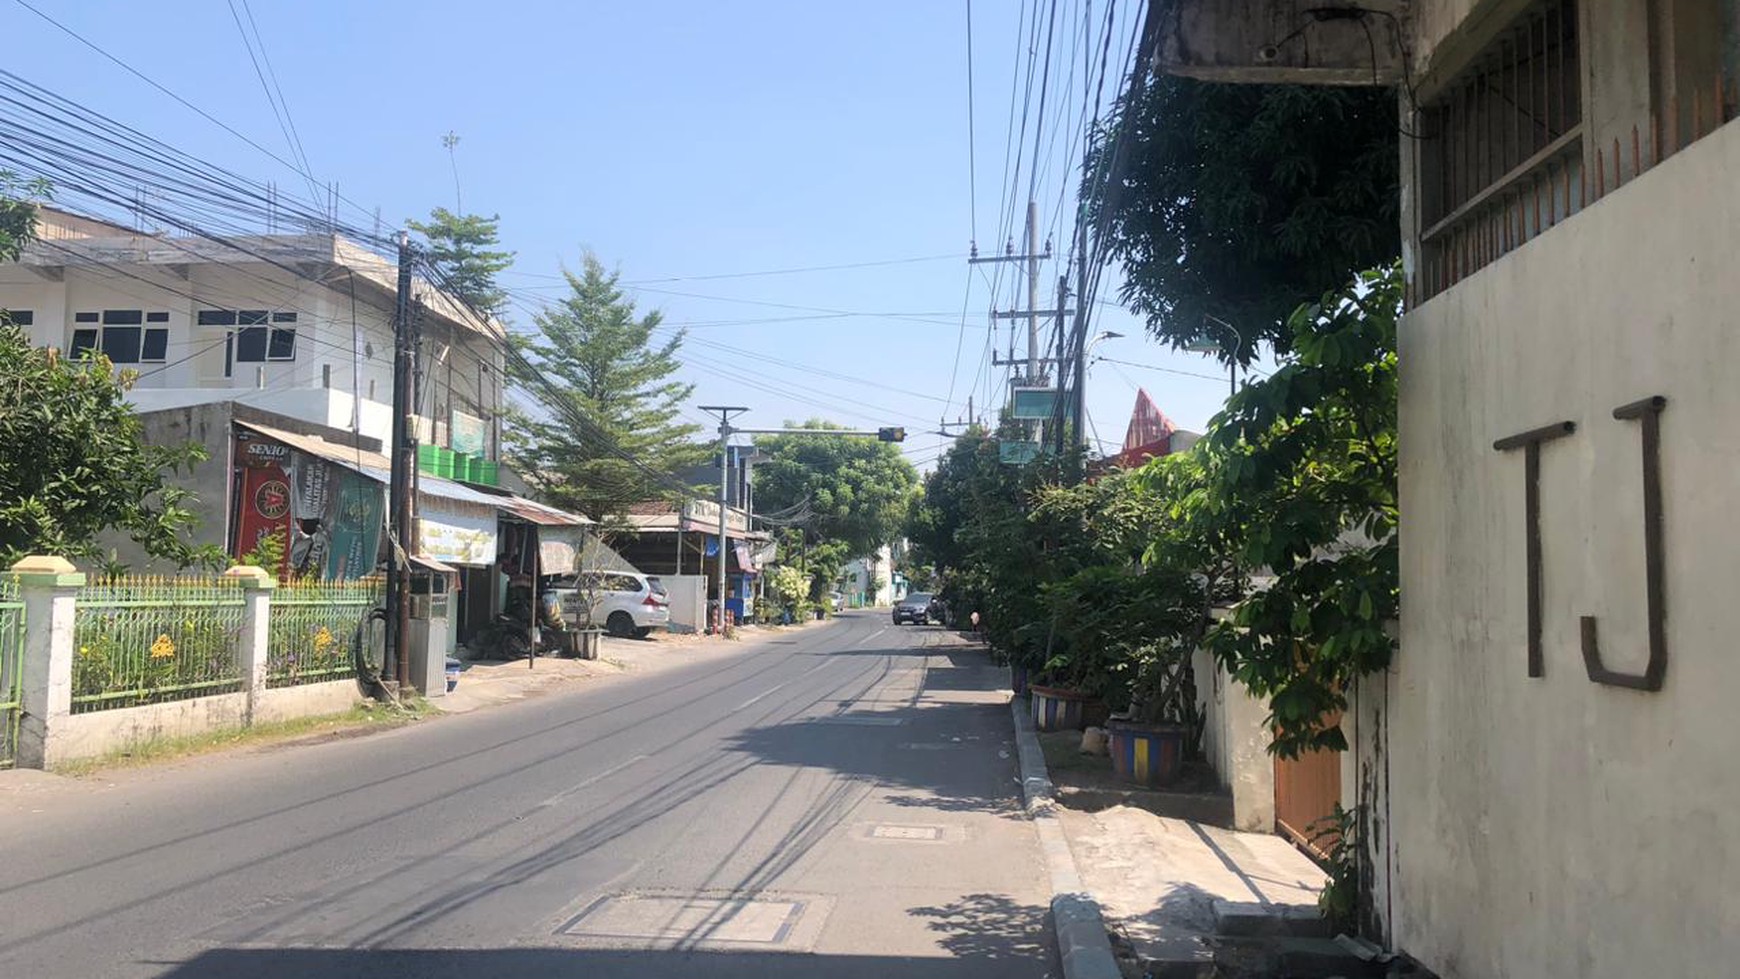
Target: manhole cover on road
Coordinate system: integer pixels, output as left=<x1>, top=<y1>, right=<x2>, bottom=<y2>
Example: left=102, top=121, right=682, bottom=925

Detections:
left=870, top=824, right=943, bottom=841
left=559, top=894, right=806, bottom=945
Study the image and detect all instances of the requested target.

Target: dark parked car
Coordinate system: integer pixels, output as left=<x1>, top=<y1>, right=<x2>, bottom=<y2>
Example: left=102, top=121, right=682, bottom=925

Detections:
left=892, top=592, right=935, bottom=625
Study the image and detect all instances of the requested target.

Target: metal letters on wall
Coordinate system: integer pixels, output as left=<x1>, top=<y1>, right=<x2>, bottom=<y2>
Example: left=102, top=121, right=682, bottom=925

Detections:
left=1493, top=396, right=1668, bottom=691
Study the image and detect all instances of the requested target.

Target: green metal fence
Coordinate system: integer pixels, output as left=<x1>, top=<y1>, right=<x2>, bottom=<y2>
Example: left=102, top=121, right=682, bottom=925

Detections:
left=0, top=576, right=24, bottom=768
left=268, top=578, right=379, bottom=688
left=72, top=576, right=247, bottom=713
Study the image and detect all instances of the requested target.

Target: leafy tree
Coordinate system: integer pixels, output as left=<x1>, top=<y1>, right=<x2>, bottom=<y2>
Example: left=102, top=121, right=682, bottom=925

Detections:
left=407, top=208, right=514, bottom=318
left=507, top=255, right=705, bottom=521
left=751, top=421, right=919, bottom=562
left=0, top=323, right=222, bottom=568
left=1091, top=77, right=1399, bottom=361
left=0, top=171, right=50, bottom=263
left=1141, top=266, right=1401, bottom=757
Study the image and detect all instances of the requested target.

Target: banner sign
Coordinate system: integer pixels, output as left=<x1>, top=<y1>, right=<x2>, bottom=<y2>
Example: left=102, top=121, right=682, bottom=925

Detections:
left=323, top=470, right=383, bottom=579
left=450, top=409, right=487, bottom=455
left=418, top=501, right=498, bottom=566
left=234, top=430, right=383, bottom=579
left=235, top=463, right=293, bottom=578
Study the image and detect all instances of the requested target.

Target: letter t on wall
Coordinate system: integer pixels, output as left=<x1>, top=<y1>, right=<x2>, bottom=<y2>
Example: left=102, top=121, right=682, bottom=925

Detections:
left=1494, top=420, right=1577, bottom=678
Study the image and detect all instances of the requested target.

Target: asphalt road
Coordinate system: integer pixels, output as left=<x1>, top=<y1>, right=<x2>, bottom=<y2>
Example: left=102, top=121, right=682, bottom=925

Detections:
left=0, top=612, right=1055, bottom=978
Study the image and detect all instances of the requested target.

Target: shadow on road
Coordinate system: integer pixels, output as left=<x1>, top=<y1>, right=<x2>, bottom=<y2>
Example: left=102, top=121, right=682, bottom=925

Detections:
left=151, top=942, right=1051, bottom=979
left=722, top=695, right=1024, bottom=821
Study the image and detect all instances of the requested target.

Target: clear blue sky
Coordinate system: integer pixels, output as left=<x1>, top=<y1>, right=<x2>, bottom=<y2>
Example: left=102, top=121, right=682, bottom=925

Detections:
left=2, top=0, right=1265, bottom=471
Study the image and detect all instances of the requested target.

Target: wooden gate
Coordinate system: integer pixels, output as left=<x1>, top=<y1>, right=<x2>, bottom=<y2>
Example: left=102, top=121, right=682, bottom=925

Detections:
left=1274, top=714, right=1343, bottom=857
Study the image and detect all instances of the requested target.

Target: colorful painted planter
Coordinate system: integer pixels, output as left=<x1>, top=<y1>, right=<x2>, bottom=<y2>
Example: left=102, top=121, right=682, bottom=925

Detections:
left=1030, top=684, right=1090, bottom=732
left=1106, top=720, right=1186, bottom=787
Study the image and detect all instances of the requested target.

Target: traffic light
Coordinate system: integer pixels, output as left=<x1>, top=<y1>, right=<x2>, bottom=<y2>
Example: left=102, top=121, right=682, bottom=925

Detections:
left=877, top=426, right=906, bottom=443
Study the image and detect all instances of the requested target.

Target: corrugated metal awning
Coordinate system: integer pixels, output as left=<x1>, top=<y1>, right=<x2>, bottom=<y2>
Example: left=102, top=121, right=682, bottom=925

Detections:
left=236, top=421, right=583, bottom=516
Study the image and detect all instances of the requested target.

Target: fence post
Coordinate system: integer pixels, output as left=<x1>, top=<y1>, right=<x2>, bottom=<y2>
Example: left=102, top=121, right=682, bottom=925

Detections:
left=12, top=555, right=85, bottom=770
left=224, top=565, right=275, bottom=725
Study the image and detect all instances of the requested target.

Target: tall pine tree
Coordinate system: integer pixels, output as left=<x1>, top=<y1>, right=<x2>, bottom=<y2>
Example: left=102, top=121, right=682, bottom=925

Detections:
left=507, top=255, right=705, bottom=521
left=407, top=208, right=514, bottom=318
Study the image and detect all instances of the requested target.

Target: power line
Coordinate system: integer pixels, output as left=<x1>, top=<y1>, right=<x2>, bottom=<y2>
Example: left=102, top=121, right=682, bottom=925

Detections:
left=7, top=0, right=377, bottom=233
left=225, top=0, right=317, bottom=205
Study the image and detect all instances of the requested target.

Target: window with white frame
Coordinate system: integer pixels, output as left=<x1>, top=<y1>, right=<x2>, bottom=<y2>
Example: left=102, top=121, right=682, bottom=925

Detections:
left=69, top=309, right=171, bottom=364
left=197, top=308, right=298, bottom=377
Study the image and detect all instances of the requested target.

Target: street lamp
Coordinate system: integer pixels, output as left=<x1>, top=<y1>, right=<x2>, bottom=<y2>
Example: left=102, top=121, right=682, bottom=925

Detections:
left=1186, top=315, right=1243, bottom=399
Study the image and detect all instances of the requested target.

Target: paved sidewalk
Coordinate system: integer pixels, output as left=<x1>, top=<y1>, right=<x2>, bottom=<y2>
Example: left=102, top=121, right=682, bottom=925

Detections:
left=1057, top=803, right=1325, bottom=974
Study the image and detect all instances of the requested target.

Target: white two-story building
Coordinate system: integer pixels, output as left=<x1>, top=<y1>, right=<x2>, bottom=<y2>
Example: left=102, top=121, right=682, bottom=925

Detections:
left=0, top=206, right=505, bottom=454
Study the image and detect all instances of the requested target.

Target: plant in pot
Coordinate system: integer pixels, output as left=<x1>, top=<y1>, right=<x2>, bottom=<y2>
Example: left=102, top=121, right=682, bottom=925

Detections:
left=1103, top=566, right=1210, bottom=787
left=1029, top=567, right=1128, bottom=732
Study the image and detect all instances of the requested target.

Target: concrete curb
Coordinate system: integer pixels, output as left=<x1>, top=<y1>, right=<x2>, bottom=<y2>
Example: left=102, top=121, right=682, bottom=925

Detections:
left=1010, top=697, right=1123, bottom=979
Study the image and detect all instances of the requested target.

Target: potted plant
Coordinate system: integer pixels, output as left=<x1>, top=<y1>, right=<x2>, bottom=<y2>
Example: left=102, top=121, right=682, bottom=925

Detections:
left=1102, top=566, right=1210, bottom=786
left=1028, top=568, right=1128, bottom=732
left=1105, top=639, right=1196, bottom=787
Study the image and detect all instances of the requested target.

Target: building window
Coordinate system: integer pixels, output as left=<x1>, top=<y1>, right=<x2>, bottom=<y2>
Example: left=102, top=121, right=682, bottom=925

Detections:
left=1, top=309, right=31, bottom=326
left=1421, top=0, right=1582, bottom=233
left=199, top=308, right=299, bottom=374
left=69, top=309, right=169, bottom=363
left=1417, top=0, right=1583, bottom=299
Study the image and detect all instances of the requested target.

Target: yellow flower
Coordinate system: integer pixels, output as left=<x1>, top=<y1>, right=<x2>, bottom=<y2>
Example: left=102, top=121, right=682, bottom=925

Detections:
left=150, top=633, right=176, bottom=659
left=79, top=645, right=89, bottom=656
left=313, top=626, right=334, bottom=652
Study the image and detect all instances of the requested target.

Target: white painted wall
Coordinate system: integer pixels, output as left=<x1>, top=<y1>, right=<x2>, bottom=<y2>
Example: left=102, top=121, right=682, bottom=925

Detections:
left=1192, top=644, right=1276, bottom=833
left=1391, top=116, right=1740, bottom=978
left=0, top=256, right=500, bottom=452
left=843, top=544, right=895, bottom=606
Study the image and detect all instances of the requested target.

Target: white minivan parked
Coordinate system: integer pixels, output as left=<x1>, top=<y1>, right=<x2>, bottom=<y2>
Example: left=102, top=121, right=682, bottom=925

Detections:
left=545, top=570, right=671, bottom=638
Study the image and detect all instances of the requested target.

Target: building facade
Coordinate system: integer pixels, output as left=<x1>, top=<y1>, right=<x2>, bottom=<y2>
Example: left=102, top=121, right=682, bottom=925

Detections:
left=1156, top=3, right=1739, bottom=976
left=0, top=207, right=506, bottom=456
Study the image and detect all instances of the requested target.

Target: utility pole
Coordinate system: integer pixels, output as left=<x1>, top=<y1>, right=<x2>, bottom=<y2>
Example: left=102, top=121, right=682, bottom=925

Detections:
left=970, top=202, right=1054, bottom=386
left=698, top=405, right=748, bottom=634
left=384, top=231, right=416, bottom=688
left=1025, top=200, right=1041, bottom=383
left=1054, top=274, right=1070, bottom=455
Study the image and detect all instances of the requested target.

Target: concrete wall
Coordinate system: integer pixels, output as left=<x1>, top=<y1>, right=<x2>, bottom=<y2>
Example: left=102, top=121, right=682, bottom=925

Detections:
left=50, top=680, right=361, bottom=762
left=1391, top=116, right=1740, bottom=978
left=56, top=692, right=249, bottom=762
left=1192, top=645, right=1276, bottom=833
left=254, top=679, right=363, bottom=725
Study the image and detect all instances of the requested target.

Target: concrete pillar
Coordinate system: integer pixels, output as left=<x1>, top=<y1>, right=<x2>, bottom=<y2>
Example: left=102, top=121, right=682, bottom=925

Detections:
left=12, top=555, right=85, bottom=770
left=223, top=565, right=274, bottom=724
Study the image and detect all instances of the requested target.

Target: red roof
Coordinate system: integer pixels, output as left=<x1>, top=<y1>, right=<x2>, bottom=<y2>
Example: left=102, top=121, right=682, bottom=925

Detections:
left=1116, top=388, right=1177, bottom=467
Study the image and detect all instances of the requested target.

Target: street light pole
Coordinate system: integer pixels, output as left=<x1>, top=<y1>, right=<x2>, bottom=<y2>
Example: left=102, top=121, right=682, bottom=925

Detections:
left=1195, top=314, right=1245, bottom=401
left=698, top=405, right=748, bottom=634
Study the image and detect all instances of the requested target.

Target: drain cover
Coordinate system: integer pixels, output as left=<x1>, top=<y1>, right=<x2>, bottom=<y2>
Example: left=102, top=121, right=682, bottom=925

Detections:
left=870, top=824, right=943, bottom=841
left=559, top=894, right=806, bottom=945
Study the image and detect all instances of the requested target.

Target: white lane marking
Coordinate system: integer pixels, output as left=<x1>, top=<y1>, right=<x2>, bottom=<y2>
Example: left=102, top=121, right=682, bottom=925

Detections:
left=802, top=661, right=831, bottom=676
left=539, top=754, right=651, bottom=809
left=735, top=681, right=789, bottom=712
left=851, top=626, right=889, bottom=648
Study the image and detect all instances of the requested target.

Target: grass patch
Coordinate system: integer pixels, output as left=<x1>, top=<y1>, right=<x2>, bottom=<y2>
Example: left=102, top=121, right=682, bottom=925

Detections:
left=54, top=698, right=434, bottom=776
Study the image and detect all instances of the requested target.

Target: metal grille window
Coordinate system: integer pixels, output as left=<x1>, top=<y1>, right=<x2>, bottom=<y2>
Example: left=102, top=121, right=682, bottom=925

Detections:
left=1422, top=0, right=1581, bottom=232
left=1418, top=0, right=1583, bottom=299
